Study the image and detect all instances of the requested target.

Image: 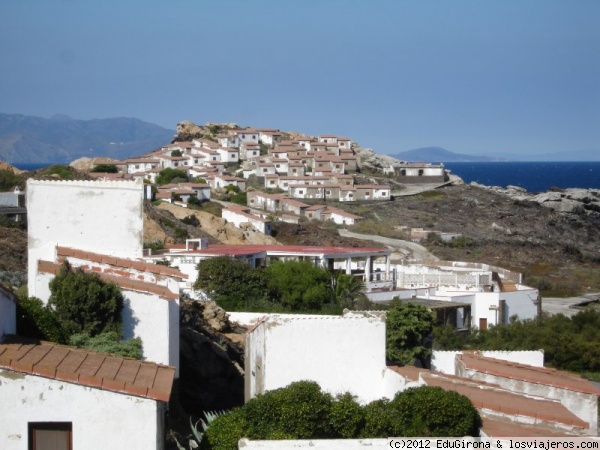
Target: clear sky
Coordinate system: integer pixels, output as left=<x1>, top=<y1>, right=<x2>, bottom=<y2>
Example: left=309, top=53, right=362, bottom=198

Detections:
left=1, top=0, right=598, bottom=156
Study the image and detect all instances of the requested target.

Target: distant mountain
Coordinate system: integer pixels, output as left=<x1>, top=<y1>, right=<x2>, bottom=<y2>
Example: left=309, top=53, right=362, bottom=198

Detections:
left=0, top=114, right=174, bottom=164
left=495, top=149, right=600, bottom=162
left=388, top=147, right=499, bottom=163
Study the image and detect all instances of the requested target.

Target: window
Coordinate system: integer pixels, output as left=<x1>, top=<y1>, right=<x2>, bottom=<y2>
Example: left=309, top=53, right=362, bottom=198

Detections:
left=298, top=190, right=304, bottom=194
left=29, top=422, right=72, bottom=450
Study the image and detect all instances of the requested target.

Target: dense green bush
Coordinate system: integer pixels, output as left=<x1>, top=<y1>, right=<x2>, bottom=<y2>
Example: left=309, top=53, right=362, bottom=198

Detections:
left=69, top=332, right=143, bottom=359
left=48, top=262, right=124, bottom=336
left=390, top=386, right=482, bottom=437
left=201, top=382, right=481, bottom=449
left=155, top=168, right=189, bottom=185
left=386, top=300, right=435, bottom=366
left=16, top=296, right=68, bottom=344
left=0, top=169, right=24, bottom=191
left=329, top=393, right=365, bottom=438
left=182, top=214, right=200, bottom=226
left=91, top=164, right=118, bottom=173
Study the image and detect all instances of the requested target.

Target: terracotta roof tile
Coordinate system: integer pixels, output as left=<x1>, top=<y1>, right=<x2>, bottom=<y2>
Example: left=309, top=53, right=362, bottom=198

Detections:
left=55, top=246, right=187, bottom=280
left=38, top=260, right=179, bottom=300
left=458, top=352, right=600, bottom=395
left=0, top=341, right=175, bottom=402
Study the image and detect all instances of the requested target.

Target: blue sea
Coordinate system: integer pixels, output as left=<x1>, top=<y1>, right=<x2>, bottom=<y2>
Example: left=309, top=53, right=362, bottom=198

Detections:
left=442, top=162, right=600, bottom=193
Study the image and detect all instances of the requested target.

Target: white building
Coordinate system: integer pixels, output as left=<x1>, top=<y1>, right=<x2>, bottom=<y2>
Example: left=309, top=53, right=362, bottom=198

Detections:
left=26, top=179, right=181, bottom=373
left=0, top=340, right=175, bottom=450
left=244, top=313, right=408, bottom=404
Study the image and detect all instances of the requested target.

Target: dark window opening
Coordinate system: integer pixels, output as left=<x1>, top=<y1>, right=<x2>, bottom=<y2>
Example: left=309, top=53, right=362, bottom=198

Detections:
left=29, top=422, right=72, bottom=450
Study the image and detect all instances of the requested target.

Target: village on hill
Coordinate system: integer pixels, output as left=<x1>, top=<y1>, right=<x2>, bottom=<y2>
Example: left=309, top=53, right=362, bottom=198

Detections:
left=0, top=123, right=599, bottom=449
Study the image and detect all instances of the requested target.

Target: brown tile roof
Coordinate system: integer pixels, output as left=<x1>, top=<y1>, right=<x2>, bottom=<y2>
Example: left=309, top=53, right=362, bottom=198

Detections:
left=423, top=372, right=588, bottom=429
left=0, top=339, right=174, bottom=402
left=56, top=246, right=187, bottom=280
left=38, top=260, right=179, bottom=300
left=481, top=416, right=579, bottom=437
left=458, top=352, right=600, bottom=395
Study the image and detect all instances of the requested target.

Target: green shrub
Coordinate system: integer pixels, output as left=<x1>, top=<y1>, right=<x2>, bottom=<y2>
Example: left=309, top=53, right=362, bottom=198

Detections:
left=0, top=169, right=24, bottom=191
left=48, top=262, right=124, bottom=336
left=17, top=296, right=68, bottom=344
left=91, top=164, right=118, bottom=173
left=329, top=393, right=365, bottom=438
left=182, top=214, right=200, bottom=227
left=243, top=381, right=334, bottom=439
left=202, top=408, right=247, bottom=450
left=360, top=398, right=397, bottom=438
left=43, top=165, right=75, bottom=180
left=390, top=386, right=481, bottom=437
left=230, top=192, right=247, bottom=205
left=69, top=332, right=143, bottom=359
left=156, top=168, right=189, bottom=185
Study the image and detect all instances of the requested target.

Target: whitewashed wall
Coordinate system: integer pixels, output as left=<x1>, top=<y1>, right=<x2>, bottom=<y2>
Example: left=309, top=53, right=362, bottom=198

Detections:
left=239, top=438, right=396, bottom=449
left=246, top=315, right=390, bottom=403
left=0, top=287, right=16, bottom=338
left=431, top=350, right=545, bottom=375
left=123, top=291, right=179, bottom=375
left=0, top=370, right=164, bottom=450
left=27, top=179, right=144, bottom=299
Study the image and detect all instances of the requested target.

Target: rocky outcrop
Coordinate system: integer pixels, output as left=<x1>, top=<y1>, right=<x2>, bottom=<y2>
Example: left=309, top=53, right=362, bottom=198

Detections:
left=178, top=298, right=246, bottom=413
left=0, top=160, right=23, bottom=174
left=470, top=182, right=600, bottom=218
left=354, top=146, right=407, bottom=172
left=69, top=157, right=119, bottom=173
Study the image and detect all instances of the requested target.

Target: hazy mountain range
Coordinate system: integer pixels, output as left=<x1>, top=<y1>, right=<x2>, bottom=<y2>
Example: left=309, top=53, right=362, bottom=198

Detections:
left=0, top=114, right=597, bottom=165
left=389, top=146, right=600, bottom=162
left=0, top=114, right=174, bottom=164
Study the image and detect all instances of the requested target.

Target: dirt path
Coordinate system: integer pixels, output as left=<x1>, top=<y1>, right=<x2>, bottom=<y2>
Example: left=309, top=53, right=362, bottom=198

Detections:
left=338, top=229, right=438, bottom=261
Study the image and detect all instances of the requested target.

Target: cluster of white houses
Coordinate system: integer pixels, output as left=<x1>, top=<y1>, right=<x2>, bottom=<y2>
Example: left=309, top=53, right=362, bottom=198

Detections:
left=2, top=178, right=594, bottom=450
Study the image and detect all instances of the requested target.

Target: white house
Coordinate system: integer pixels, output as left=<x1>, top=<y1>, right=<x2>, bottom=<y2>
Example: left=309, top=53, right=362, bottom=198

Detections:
left=0, top=339, right=175, bottom=450
left=244, top=313, right=407, bottom=404
left=26, top=179, right=181, bottom=373
left=222, top=205, right=272, bottom=235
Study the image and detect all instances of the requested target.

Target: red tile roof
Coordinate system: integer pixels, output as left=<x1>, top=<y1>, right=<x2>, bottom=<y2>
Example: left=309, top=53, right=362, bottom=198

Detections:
left=38, top=260, right=179, bottom=300
left=56, top=246, right=187, bottom=280
left=458, top=352, right=600, bottom=395
left=0, top=340, right=174, bottom=402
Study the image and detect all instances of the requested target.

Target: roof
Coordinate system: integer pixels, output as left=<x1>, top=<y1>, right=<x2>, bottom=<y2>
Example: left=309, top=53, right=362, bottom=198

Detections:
left=458, top=352, right=600, bottom=395
left=163, top=243, right=389, bottom=258
left=388, top=366, right=588, bottom=431
left=0, top=339, right=174, bottom=402
left=56, top=246, right=187, bottom=280
left=38, top=260, right=180, bottom=300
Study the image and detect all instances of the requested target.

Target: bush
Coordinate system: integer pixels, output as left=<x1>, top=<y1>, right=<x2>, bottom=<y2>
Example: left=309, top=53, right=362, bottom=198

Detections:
left=42, top=165, right=75, bottom=180
left=155, top=168, right=189, bottom=185
left=329, top=393, right=365, bottom=438
left=230, top=192, right=247, bottom=205
left=0, top=169, right=24, bottom=191
left=182, top=214, right=200, bottom=227
left=202, top=408, right=247, bottom=450
left=69, top=332, right=143, bottom=359
left=360, top=398, right=398, bottom=438
left=243, top=381, right=334, bottom=439
left=390, top=386, right=482, bottom=437
left=48, top=262, right=124, bottom=336
left=91, top=164, right=118, bottom=173
left=17, top=296, right=68, bottom=344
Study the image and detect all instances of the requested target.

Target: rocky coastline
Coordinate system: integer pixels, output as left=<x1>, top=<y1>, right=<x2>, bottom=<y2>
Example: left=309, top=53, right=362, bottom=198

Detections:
left=469, top=182, right=600, bottom=218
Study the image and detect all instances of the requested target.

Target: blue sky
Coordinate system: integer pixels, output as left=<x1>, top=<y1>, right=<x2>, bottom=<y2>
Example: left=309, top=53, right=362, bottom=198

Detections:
left=1, top=0, right=598, bottom=156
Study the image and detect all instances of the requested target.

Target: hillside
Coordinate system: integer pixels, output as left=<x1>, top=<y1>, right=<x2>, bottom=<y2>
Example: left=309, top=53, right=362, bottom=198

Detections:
left=0, top=114, right=173, bottom=164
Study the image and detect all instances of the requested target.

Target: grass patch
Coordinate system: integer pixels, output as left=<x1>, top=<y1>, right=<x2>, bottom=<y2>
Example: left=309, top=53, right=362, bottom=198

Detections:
left=188, top=201, right=223, bottom=217
left=416, top=190, right=445, bottom=199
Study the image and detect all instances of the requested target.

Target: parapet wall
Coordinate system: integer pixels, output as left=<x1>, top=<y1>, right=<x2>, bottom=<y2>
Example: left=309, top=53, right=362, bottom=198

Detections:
left=27, top=179, right=144, bottom=300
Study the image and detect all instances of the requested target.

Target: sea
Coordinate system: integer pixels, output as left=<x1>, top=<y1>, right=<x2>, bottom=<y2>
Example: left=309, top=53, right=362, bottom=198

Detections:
left=441, top=161, right=600, bottom=193
left=12, top=161, right=600, bottom=194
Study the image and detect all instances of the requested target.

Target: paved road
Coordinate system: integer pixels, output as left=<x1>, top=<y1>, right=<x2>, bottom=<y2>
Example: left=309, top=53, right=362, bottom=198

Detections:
left=338, top=229, right=438, bottom=261
left=542, top=293, right=600, bottom=317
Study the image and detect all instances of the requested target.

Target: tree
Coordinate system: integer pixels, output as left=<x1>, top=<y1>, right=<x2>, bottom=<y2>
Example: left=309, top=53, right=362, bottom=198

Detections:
left=48, top=262, right=124, bottom=336
left=194, top=256, right=267, bottom=309
left=91, top=164, right=118, bottom=173
left=17, top=296, right=68, bottom=343
left=329, top=272, right=365, bottom=308
left=155, top=168, right=189, bottom=185
left=386, top=299, right=435, bottom=366
left=265, top=260, right=331, bottom=311
left=171, top=149, right=183, bottom=157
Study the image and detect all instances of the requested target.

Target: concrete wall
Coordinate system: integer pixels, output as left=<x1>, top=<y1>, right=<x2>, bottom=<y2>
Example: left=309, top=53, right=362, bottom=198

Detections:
left=27, top=179, right=144, bottom=299
left=123, top=291, right=179, bottom=375
left=245, top=315, right=389, bottom=403
left=0, top=370, right=164, bottom=450
left=431, top=350, right=545, bottom=374
left=239, top=438, right=396, bottom=449
left=0, top=286, right=16, bottom=338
